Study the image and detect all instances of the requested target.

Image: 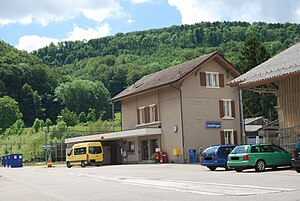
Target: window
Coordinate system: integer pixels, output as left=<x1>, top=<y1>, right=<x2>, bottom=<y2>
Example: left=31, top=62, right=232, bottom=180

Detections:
left=205, top=72, right=219, bottom=87
left=149, top=104, right=156, bottom=122
left=224, top=130, right=234, bottom=144
left=200, top=72, right=224, bottom=87
left=74, top=147, right=86, bottom=155
left=219, top=99, right=235, bottom=119
left=128, top=141, right=135, bottom=154
left=224, top=100, right=232, bottom=117
left=138, top=107, right=145, bottom=124
left=220, top=130, right=237, bottom=144
left=89, top=146, right=102, bottom=154
left=137, top=105, right=159, bottom=125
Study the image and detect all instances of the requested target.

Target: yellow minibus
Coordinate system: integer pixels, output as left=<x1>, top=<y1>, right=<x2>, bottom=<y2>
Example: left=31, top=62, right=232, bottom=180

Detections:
left=66, top=142, right=103, bottom=168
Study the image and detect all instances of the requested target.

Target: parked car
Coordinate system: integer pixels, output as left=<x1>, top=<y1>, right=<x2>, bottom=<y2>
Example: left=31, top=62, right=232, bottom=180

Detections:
left=292, top=140, right=300, bottom=173
left=200, top=144, right=236, bottom=171
left=227, top=144, right=292, bottom=172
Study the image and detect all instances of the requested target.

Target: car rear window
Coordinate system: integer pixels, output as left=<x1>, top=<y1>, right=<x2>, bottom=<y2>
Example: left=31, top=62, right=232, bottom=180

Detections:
left=89, top=146, right=102, bottom=154
left=231, top=146, right=248, bottom=154
left=295, top=141, right=300, bottom=149
left=219, top=147, right=235, bottom=155
left=203, top=146, right=218, bottom=155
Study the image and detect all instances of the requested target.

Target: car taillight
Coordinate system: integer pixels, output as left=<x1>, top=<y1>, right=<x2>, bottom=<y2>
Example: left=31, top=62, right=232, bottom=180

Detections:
left=243, top=154, right=249, bottom=160
left=86, top=154, right=89, bottom=161
left=292, top=150, right=295, bottom=158
left=215, top=156, right=219, bottom=160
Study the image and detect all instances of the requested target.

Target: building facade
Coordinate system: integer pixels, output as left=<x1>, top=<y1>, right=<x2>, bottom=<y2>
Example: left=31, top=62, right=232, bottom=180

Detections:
left=111, top=52, right=241, bottom=163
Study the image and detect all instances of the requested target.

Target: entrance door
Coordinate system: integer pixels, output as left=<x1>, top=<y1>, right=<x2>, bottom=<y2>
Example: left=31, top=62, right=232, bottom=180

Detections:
left=141, top=140, right=149, bottom=160
left=150, top=139, right=158, bottom=156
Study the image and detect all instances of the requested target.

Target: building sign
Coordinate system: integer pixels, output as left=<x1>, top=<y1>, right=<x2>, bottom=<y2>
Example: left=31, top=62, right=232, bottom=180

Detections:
left=205, top=121, right=222, bottom=129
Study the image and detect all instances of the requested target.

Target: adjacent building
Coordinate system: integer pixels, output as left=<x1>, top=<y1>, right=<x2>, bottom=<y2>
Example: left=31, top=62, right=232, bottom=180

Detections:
left=229, top=43, right=300, bottom=150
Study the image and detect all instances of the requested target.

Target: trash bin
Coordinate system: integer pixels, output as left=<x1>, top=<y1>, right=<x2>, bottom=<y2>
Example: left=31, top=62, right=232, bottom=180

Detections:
left=1, top=156, right=4, bottom=167
left=7, top=154, right=23, bottom=168
left=189, top=149, right=196, bottom=164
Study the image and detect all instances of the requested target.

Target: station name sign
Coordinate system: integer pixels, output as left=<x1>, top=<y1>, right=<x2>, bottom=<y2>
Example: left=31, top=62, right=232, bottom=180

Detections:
left=205, top=121, right=222, bottom=129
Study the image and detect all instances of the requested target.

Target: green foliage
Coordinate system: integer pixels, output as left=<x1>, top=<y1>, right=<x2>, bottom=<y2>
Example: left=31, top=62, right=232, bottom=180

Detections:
left=60, top=108, right=78, bottom=126
left=55, top=79, right=110, bottom=117
left=78, top=112, right=87, bottom=123
left=33, top=118, right=44, bottom=133
left=87, top=108, right=96, bottom=122
left=0, top=96, right=22, bottom=133
left=45, top=118, right=52, bottom=132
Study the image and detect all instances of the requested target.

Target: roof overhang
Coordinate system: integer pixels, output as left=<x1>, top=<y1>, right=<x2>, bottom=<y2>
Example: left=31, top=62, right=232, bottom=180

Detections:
left=64, top=128, right=162, bottom=144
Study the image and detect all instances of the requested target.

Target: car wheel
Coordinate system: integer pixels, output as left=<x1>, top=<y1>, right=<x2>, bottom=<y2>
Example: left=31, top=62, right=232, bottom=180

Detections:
left=255, top=160, right=265, bottom=172
left=208, top=166, right=216, bottom=171
left=66, top=161, right=71, bottom=168
left=295, top=168, right=300, bottom=173
left=235, top=168, right=243, bottom=172
left=80, top=161, right=86, bottom=168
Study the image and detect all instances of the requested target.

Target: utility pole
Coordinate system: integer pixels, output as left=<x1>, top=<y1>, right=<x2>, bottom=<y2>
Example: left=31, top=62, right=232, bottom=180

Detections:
left=238, top=87, right=246, bottom=144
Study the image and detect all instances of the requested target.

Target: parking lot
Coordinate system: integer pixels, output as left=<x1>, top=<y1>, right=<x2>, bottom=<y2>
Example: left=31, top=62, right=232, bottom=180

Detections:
left=0, top=164, right=299, bottom=201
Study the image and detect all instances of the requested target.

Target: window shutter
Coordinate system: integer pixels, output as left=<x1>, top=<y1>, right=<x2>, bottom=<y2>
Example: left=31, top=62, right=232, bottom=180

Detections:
left=154, top=105, right=158, bottom=122
left=219, top=74, right=224, bottom=87
left=231, top=100, right=235, bottom=118
left=200, top=72, right=206, bottom=86
left=145, top=107, right=150, bottom=123
left=220, top=131, right=225, bottom=145
left=233, top=131, right=238, bottom=144
left=219, top=100, right=224, bottom=118
left=137, top=109, right=140, bottom=125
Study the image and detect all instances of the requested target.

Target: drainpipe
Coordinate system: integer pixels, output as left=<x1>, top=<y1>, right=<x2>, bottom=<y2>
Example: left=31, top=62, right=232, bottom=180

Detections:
left=238, top=87, right=245, bottom=144
left=171, top=85, right=185, bottom=164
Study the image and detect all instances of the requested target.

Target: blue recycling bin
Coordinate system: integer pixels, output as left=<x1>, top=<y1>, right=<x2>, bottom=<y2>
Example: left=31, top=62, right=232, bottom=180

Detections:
left=9, top=154, right=23, bottom=168
left=1, top=156, right=4, bottom=167
left=189, top=149, right=196, bottom=164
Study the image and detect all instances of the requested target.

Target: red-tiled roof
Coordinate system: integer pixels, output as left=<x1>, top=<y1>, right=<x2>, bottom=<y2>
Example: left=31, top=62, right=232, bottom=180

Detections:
left=111, top=52, right=240, bottom=102
left=228, top=43, right=300, bottom=87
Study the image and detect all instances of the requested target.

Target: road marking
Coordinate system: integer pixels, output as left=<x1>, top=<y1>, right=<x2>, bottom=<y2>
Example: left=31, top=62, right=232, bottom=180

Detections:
left=50, top=171, right=295, bottom=196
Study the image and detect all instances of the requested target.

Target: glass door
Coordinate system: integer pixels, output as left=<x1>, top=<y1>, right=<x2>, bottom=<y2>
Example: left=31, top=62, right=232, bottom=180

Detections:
left=141, top=140, right=149, bottom=160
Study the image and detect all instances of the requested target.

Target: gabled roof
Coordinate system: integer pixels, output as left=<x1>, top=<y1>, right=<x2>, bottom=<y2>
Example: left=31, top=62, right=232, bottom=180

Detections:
left=111, top=52, right=240, bottom=102
left=245, top=116, right=264, bottom=125
left=228, top=43, right=300, bottom=87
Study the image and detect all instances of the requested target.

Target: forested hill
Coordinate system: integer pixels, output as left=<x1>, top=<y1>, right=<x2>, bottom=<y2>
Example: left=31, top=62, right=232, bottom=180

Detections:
left=32, top=21, right=299, bottom=96
left=0, top=41, right=63, bottom=126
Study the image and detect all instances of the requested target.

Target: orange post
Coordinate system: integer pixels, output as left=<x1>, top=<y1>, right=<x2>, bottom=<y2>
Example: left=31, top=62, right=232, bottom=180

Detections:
left=47, top=159, right=52, bottom=167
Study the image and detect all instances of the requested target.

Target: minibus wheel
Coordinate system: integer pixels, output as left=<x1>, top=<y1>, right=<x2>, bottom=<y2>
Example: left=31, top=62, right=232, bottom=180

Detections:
left=81, top=161, right=86, bottom=167
left=67, top=161, right=71, bottom=168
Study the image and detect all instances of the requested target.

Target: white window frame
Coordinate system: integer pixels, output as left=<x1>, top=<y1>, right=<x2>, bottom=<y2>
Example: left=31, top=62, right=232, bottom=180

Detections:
left=138, top=106, right=145, bottom=124
left=222, top=99, right=233, bottom=119
left=149, top=104, right=156, bottom=122
left=223, top=129, right=234, bottom=144
left=205, top=71, right=219, bottom=88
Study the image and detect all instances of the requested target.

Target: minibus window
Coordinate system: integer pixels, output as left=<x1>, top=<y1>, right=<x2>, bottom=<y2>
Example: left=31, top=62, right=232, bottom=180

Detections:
left=89, top=146, right=102, bottom=154
left=74, top=147, right=87, bottom=155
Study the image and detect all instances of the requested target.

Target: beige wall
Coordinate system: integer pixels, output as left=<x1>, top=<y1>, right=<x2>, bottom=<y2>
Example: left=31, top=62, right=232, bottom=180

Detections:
left=181, top=60, right=240, bottom=159
left=120, top=59, right=240, bottom=163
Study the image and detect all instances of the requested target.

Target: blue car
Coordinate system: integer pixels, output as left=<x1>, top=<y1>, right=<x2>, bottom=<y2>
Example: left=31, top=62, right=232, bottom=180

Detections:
left=200, top=145, right=236, bottom=171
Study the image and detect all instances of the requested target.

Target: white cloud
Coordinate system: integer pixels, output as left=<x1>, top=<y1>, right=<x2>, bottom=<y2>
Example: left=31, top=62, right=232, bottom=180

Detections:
left=16, top=24, right=111, bottom=52
left=0, top=0, right=123, bottom=26
left=126, top=19, right=136, bottom=25
left=65, top=24, right=111, bottom=41
left=168, top=0, right=300, bottom=24
left=16, top=35, right=59, bottom=52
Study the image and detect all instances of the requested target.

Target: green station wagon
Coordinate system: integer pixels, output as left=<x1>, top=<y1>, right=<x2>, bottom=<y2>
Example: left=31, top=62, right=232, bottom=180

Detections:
left=227, top=144, right=292, bottom=172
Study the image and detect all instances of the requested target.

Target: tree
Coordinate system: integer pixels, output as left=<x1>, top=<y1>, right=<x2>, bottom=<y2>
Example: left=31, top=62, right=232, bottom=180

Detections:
left=45, top=118, right=52, bottom=133
left=78, top=112, right=87, bottom=123
left=55, top=80, right=110, bottom=118
left=87, top=108, right=96, bottom=122
left=0, top=96, right=22, bottom=133
left=33, top=118, right=44, bottom=133
left=60, top=108, right=78, bottom=127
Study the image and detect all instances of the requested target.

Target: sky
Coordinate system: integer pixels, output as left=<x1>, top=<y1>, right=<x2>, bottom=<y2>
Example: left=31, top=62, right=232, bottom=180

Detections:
left=0, top=0, right=300, bottom=52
